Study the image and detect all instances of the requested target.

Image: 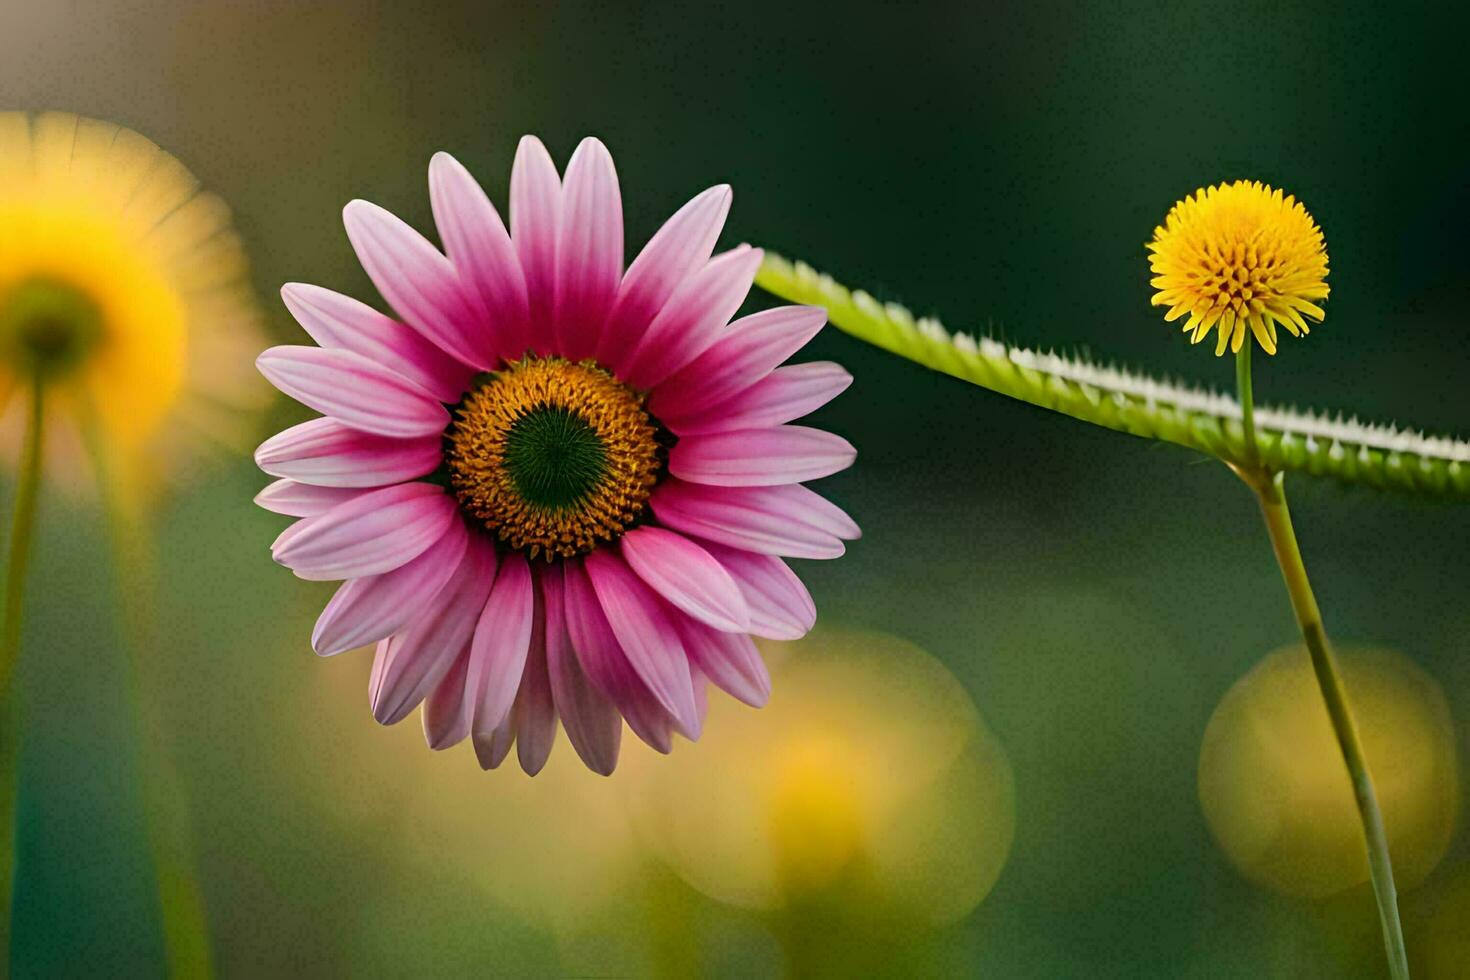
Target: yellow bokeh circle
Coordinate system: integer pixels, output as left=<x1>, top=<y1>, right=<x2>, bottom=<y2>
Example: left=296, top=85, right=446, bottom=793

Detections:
left=625, top=628, right=1016, bottom=924
left=1199, top=645, right=1458, bottom=898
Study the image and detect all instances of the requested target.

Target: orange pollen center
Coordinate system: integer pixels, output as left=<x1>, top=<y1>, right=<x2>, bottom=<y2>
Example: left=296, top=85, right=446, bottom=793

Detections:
left=444, top=356, right=662, bottom=560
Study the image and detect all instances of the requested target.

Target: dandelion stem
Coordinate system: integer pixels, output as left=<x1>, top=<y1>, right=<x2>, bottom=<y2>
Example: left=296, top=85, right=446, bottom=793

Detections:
left=1248, top=473, right=1408, bottom=978
left=1233, top=355, right=1408, bottom=978
left=81, top=411, right=214, bottom=979
left=1235, top=344, right=1258, bottom=464
left=0, top=378, right=45, bottom=700
left=0, top=376, right=45, bottom=968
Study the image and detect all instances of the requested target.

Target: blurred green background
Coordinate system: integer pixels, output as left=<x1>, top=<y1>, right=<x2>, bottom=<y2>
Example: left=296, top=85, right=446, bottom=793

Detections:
left=4, top=1, right=1469, bottom=976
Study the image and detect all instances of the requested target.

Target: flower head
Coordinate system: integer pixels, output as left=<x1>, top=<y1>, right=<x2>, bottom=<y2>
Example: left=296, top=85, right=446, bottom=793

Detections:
left=1148, top=180, right=1329, bottom=356
left=256, top=137, right=859, bottom=776
left=0, top=111, right=264, bottom=487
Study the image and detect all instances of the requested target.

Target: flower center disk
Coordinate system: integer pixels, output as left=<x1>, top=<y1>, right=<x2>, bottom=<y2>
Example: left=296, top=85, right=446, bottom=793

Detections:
left=445, top=356, right=662, bottom=560
left=0, top=277, right=105, bottom=378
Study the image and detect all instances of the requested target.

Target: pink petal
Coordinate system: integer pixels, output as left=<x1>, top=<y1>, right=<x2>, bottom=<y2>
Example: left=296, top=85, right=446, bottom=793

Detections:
left=257, top=346, right=448, bottom=439
left=621, top=246, right=764, bottom=389
left=514, top=616, right=558, bottom=776
left=668, top=425, right=856, bottom=487
left=474, top=581, right=560, bottom=774
left=670, top=362, right=852, bottom=435
left=649, top=480, right=857, bottom=560
left=554, top=137, right=622, bottom=361
left=254, top=480, right=365, bottom=517
left=421, top=651, right=471, bottom=749
left=650, top=305, right=828, bottom=422
left=311, top=520, right=468, bottom=655
left=791, top=486, right=861, bottom=539
left=371, top=535, right=496, bottom=726
left=597, top=184, right=731, bottom=370
left=427, top=152, right=531, bottom=363
left=677, top=616, right=770, bottom=707
left=272, top=483, right=457, bottom=581
left=510, top=136, right=562, bottom=351
left=464, top=552, right=535, bottom=736
left=280, top=282, right=471, bottom=403
left=620, top=527, right=749, bottom=632
left=701, top=542, right=816, bottom=641
left=343, top=199, right=491, bottom=369
left=562, top=560, right=680, bottom=753
left=368, top=639, right=401, bottom=720
left=255, top=417, right=441, bottom=488
left=473, top=716, right=516, bottom=770
left=583, top=550, right=699, bottom=735
left=690, top=665, right=710, bottom=737
left=268, top=514, right=320, bottom=558
left=541, top=565, right=621, bottom=775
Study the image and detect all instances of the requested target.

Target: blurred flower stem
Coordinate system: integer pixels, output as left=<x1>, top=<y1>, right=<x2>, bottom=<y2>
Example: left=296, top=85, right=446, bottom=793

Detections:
left=643, top=866, right=700, bottom=979
left=1231, top=347, right=1408, bottom=980
left=0, top=378, right=43, bottom=701
left=83, top=411, right=213, bottom=980
left=0, top=376, right=45, bottom=968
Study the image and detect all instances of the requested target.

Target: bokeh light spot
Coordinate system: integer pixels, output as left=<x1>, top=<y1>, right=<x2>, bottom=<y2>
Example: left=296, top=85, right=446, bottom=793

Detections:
left=626, top=628, right=1016, bottom=925
left=1198, top=645, right=1459, bottom=898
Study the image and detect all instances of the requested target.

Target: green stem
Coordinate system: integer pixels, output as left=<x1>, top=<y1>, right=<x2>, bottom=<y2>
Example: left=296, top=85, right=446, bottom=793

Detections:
left=1, top=377, right=45, bottom=971
left=1234, top=352, right=1408, bottom=979
left=1235, top=344, right=1258, bottom=464
left=1250, top=474, right=1408, bottom=978
left=0, top=379, right=45, bottom=699
left=754, top=255, right=1470, bottom=499
left=81, top=413, right=214, bottom=979
left=643, top=865, right=699, bottom=980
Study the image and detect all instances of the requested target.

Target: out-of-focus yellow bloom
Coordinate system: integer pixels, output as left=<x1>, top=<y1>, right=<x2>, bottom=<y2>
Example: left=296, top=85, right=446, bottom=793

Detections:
left=625, top=629, right=1015, bottom=924
left=1148, top=180, right=1329, bottom=356
left=0, top=111, right=264, bottom=491
left=308, top=655, right=647, bottom=930
left=1199, top=646, right=1458, bottom=898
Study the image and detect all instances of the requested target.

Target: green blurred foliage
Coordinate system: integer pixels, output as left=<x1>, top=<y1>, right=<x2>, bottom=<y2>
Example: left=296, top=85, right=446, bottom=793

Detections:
left=3, top=0, right=1468, bottom=976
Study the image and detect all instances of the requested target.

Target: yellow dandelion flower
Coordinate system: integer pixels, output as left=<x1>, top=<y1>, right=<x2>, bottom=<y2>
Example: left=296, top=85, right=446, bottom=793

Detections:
left=0, top=111, right=265, bottom=492
left=1148, top=180, right=1329, bottom=356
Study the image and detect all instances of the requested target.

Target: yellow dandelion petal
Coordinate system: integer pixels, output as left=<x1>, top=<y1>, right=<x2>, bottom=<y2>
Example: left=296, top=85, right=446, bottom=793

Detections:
left=1247, top=315, right=1277, bottom=355
left=0, top=111, right=267, bottom=494
left=1146, top=179, right=1329, bottom=356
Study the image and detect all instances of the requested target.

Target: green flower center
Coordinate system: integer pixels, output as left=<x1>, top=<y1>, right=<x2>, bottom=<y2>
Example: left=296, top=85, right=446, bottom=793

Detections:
left=444, top=356, right=663, bottom=560
left=0, top=277, right=104, bottom=377
left=502, top=407, right=608, bottom=509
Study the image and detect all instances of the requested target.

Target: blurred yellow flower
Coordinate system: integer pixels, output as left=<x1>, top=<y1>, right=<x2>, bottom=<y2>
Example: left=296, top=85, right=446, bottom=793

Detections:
left=1148, top=180, right=1329, bottom=356
left=624, top=629, right=1015, bottom=924
left=308, top=653, right=649, bottom=931
left=0, top=111, right=264, bottom=491
left=1198, top=645, right=1458, bottom=898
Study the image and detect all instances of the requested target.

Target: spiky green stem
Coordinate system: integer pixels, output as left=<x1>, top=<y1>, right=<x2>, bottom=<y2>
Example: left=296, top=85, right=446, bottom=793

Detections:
left=755, top=254, right=1470, bottom=498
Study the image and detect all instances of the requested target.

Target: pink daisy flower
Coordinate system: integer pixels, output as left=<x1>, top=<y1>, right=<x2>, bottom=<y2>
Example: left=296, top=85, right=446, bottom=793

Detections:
left=255, top=137, right=858, bottom=775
